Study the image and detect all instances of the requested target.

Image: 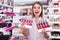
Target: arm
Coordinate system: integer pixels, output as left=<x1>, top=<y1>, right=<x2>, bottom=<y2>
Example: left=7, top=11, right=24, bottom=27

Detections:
left=42, top=18, right=51, bottom=39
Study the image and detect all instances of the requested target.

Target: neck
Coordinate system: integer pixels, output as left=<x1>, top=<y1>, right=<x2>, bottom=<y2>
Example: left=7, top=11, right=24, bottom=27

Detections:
left=35, top=15, right=39, bottom=19
left=34, top=16, right=39, bottom=22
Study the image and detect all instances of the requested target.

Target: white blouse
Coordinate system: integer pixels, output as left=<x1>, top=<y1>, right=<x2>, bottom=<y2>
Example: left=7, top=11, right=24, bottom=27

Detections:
left=28, top=18, right=51, bottom=40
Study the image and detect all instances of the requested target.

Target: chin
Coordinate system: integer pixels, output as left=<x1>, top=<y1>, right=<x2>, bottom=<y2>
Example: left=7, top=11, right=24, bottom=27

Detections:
left=35, top=15, right=39, bottom=17
left=36, top=14, right=40, bottom=16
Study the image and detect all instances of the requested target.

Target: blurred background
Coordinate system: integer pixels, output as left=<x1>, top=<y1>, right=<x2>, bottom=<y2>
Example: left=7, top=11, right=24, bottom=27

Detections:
left=0, top=0, right=60, bottom=40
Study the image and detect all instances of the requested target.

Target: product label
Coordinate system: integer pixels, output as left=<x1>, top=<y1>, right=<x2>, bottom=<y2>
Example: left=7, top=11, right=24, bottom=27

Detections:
left=19, top=16, right=33, bottom=28
left=36, top=19, right=50, bottom=32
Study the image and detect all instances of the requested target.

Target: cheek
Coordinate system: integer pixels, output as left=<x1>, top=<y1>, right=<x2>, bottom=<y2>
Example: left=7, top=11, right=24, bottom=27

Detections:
left=33, top=9, right=35, bottom=12
left=39, top=9, right=42, bottom=13
left=33, top=9, right=36, bottom=14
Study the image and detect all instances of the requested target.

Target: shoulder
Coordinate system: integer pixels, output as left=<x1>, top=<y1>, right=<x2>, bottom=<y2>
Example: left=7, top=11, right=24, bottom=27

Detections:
left=39, top=17, right=50, bottom=23
left=39, top=17, right=48, bottom=21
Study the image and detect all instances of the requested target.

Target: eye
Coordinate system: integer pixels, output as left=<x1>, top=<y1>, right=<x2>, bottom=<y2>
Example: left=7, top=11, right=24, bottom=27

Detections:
left=38, top=7, right=40, bottom=9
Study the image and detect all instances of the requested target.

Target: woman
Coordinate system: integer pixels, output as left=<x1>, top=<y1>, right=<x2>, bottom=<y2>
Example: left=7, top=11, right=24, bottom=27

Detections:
left=21, top=2, right=51, bottom=40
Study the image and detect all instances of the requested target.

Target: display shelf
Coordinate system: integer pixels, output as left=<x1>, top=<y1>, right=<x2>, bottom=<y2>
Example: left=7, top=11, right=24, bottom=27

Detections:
left=0, top=3, right=12, bottom=8
left=43, top=5, right=48, bottom=7
left=3, top=4, right=12, bottom=8
left=50, top=36, right=60, bottom=39
left=0, top=28, right=5, bottom=32
left=44, top=15, right=60, bottom=16
left=47, top=0, right=60, bottom=39
left=0, top=10, right=4, bottom=12
left=4, top=19, right=12, bottom=20
left=50, top=22, right=60, bottom=24
left=0, top=0, right=13, bottom=12
left=0, top=14, right=6, bottom=16
left=51, top=29, right=60, bottom=32
left=47, top=7, right=60, bottom=9
left=12, top=34, right=24, bottom=37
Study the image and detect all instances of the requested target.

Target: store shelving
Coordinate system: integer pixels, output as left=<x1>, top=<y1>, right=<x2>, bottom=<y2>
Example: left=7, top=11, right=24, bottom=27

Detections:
left=0, top=14, right=6, bottom=16
left=0, top=28, right=5, bottom=32
left=50, top=22, right=60, bottom=24
left=44, top=15, right=60, bottom=16
left=0, top=0, right=13, bottom=12
left=46, top=0, right=60, bottom=39
left=51, top=29, right=60, bottom=32
left=50, top=36, right=60, bottom=39
left=0, top=0, right=14, bottom=36
left=0, top=3, right=12, bottom=8
left=47, top=7, right=60, bottom=9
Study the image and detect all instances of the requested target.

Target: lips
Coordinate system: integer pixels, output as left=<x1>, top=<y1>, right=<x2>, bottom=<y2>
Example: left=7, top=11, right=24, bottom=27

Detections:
left=35, top=10, right=39, bottom=14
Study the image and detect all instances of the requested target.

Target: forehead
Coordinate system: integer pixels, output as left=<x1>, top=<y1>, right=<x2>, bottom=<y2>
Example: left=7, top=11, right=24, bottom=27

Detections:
left=33, top=3, right=41, bottom=7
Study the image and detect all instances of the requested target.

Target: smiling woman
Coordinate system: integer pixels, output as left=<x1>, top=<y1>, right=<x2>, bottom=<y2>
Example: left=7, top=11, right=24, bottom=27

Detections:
left=20, top=2, right=51, bottom=40
left=28, top=2, right=51, bottom=40
left=32, top=2, right=43, bottom=18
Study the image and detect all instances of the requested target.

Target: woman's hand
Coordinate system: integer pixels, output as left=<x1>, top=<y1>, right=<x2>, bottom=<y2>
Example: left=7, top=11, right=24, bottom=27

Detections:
left=42, top=29, right=49, bottom=39
left=20, top=25, right=29, bottom=37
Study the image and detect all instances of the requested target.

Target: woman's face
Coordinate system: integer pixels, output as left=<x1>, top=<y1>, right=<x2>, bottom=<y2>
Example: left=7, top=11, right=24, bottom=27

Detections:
left=33, top=3, right=42, bottom=17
